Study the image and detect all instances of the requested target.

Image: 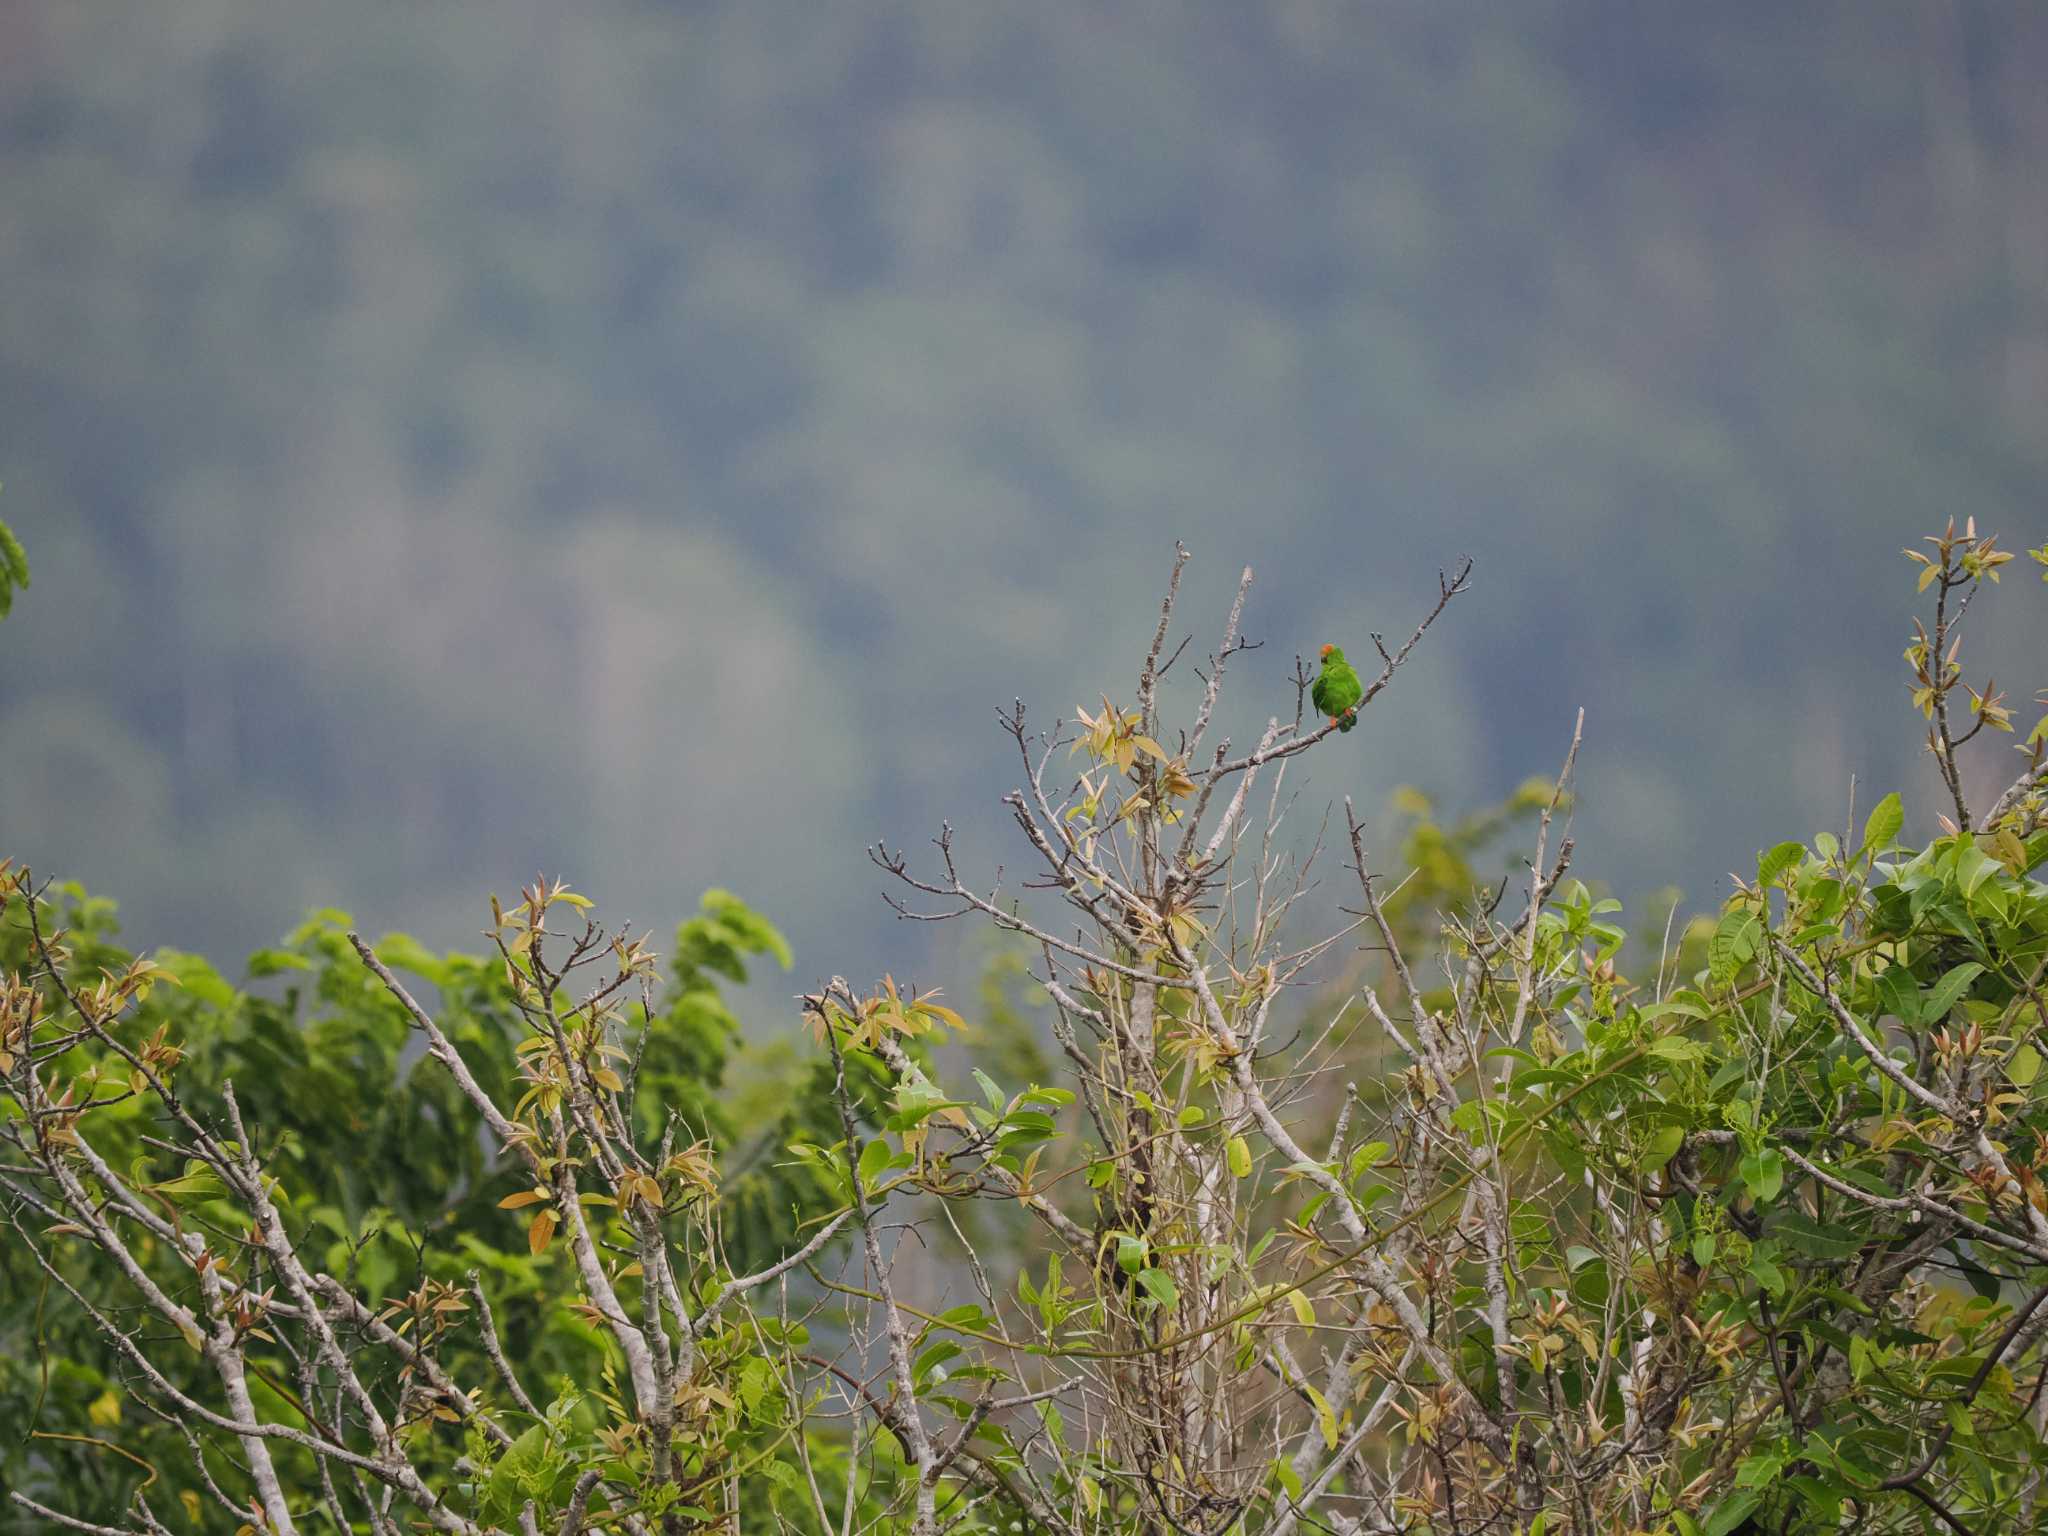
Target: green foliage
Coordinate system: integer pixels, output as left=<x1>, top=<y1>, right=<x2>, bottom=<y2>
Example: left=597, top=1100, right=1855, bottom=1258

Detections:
left=3, top=524, right=2046, bottom=1534
left=0, top=511, right=25, bottom=619
left=783, top=531, right=2048, bottom=1536
left=0, top=879, right=847, bottom=1531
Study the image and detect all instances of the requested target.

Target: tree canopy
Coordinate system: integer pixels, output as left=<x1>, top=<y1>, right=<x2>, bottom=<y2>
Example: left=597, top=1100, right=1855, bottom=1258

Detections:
left=5, top=525, right=2048, bottom=1534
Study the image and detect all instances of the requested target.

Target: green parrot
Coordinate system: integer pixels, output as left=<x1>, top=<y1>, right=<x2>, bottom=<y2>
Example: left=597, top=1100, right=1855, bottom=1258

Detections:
left=1311, top=643, right=1363, bottom=732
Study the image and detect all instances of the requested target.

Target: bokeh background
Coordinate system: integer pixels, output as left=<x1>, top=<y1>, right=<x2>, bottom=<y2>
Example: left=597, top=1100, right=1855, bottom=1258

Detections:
left=3, top=1, right=2046, bottom=995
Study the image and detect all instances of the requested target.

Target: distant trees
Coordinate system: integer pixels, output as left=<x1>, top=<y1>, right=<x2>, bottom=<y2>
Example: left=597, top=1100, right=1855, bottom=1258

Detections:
left=5, top=526, right=2048, bottom=1535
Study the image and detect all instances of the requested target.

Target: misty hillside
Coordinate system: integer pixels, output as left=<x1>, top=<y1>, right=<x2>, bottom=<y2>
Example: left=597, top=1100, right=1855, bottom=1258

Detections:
left=3, top=0, right=2045, bottom=987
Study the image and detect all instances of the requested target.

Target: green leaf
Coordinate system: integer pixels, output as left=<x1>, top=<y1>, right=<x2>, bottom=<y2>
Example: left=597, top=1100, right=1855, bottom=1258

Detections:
left=1637, top=1000, right=1707, bottom=1024
left=737, top=1354, right=775, bottom=1413
left=1645, top=1035, right=1708, bottom=1064
left=1954, top=841, right=2002, bottom=898
left=888, top=1080, right=966, bottom=1131
left=1347, top=1141, right=1390, bottom=1181
left=149, top=1169, right=226, bottom=1202
left=1859, top=792, right=1903, bottom=857
left=1772, top=1209, right=1862, bottom=1260
left=1305, top=1384, right=1339, bottom=1449
left=1874, top=966, right=1921, bottom=1028
left=1703, top=1490, right=1769, bottom=1536
left=1736, top=1448, right=1788, bottom=1487
left=1757, top=840, right=1805, bottom=887
left=1135, top=1267, right=1177, bottom=1309
left=1783, top=1475, right=1843, bottom=1518
left=857, top=1137, right=893, bottom=1193
left=1273, top=1456, right=1303, bottom=1502
left=760, top=1458, right=803, bottom=1497
left=1922, top=962, right=1983, bottom=1022
left=1033, top=1397, right=1065, bottom=1450
left=1741, top=1148, right=1784, bottom=1204
left=1709, top=908, right=1762, bottom=985
left=914, top=1341, right=962, bottom=1384
left=482, top=1426, right=555, bottom=1524
left=0, top=512, right=27, bottom=592
left=1227, top=1135, right=1252, bottom=1179
left=1568, top=1256, right=1610, bottom=1307
left=1640, top=1123, right=1685, bottom=1169
left=1955, top=1250, right=2004, bottom=1302
left=2009, top=1044, right=2042, bottom=1089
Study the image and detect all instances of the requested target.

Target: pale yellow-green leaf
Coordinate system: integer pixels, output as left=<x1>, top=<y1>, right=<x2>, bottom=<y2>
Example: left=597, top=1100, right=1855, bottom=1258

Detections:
left=1227, top=1135, right=1252, bottom=1179
left=1306, top=1384, right=1339, bottom=1449
left=2010, top=1045, right=2042, bottom=1089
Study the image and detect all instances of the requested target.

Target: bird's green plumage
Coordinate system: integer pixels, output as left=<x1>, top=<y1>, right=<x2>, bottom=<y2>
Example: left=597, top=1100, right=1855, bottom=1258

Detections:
left=1311, top=646, right=1363, bottom=732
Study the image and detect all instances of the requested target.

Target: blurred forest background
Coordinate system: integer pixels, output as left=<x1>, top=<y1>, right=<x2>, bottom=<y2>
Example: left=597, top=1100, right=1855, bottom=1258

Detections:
left=3, top=0, right=2047, bottom=997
